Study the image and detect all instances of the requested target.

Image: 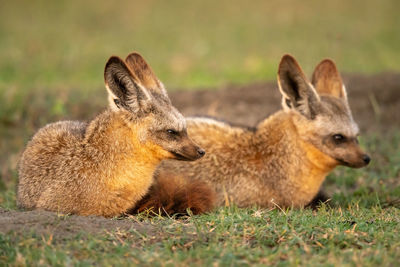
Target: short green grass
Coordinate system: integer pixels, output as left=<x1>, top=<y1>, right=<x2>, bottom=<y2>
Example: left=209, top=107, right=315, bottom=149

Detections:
left=1, top=205, right=399, bottom=266
left=0, top=133, right=399, bottom=266
left=1, top=0, right=400, bottom=265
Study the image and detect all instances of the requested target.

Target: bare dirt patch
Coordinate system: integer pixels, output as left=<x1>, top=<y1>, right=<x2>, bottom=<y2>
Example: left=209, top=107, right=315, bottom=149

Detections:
left=0, top=207, right=153, bottom=241
left=1, top=72, right=399, bottom=238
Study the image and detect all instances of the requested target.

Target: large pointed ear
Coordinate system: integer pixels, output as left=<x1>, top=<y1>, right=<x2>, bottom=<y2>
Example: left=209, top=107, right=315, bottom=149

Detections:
left=277, top=54, right=320, bottom=119
left=104, top=56, right=153, bottom=112
left=125, top=52, right=168, bottom=97
left=311, top=59, right=347, bottom=101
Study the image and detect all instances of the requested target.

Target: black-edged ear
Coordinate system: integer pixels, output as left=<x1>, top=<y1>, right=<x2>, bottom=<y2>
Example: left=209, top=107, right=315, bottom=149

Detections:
left=125, top=52, right=168, bottom=98
left=104, top=56, right=152, bottom=112
left=277, top=54, right=320, bottom=119
left=311, top=59, right=347, bottom=102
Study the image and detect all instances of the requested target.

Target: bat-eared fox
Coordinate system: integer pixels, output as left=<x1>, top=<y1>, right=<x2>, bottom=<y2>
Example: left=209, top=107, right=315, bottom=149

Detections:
left=133, top=54, right=370, bottom=214
left=17, top=52, right=207, bottom=217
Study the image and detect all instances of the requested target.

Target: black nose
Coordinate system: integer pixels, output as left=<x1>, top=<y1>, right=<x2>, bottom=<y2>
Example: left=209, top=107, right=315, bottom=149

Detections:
left=362, top=154, right=371, bottom=165
left=197, top=148, right=205, bottom=157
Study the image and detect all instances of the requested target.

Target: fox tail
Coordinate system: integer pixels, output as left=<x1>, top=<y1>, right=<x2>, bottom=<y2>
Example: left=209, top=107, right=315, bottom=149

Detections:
left=130, top=173, right=216, bottom=216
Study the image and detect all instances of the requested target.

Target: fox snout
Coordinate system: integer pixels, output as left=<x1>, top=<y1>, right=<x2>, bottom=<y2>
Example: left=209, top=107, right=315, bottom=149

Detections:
left=362, top=154, right=371, bottom=165
left=172, top=143, right=205, bottom=161
left=336, top=144, right=371, bottom=168
left=339, top=153, right=370, bottom=168
left=355, top=153, right=371, bottom=168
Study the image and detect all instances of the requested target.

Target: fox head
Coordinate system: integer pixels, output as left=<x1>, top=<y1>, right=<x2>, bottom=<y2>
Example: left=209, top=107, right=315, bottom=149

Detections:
left=104, top=52, right=205, bottom=161
left=277, top=54, right=370, bottom=168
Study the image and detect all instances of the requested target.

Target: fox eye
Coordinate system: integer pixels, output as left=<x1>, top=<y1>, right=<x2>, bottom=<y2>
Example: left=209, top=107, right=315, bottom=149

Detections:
left=167, top=129, right=178, bottom=135
left=113, top=99, right=121, bottom=108
left=332, top=134, right=346, bottom=143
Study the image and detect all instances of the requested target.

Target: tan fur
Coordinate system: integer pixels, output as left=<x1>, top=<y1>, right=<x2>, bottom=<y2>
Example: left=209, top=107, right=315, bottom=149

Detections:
left=17, top=52, right=203, bottom=217
left=147, top=55, right=370, bottom=210
left=156, top=111, right=335, bottom=208
left=125, top=53, right=163, bottom=92
left=312, top=59, right=346, bottom=99
left=18, top=111, right=159, bottom=217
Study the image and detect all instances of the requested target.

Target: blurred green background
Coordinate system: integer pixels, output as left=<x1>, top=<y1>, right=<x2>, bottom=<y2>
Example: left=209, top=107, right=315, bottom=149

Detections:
left=1, top=0, right=399, bottom=92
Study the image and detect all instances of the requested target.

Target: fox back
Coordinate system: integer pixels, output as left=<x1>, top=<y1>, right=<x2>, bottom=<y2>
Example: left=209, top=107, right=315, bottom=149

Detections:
left=17, top=52, right=204, bottom=217
left=144, top=55, right=370, bottom=210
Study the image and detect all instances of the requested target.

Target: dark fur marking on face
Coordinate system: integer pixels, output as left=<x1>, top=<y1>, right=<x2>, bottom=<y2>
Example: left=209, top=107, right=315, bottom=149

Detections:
left=170, top=151, right=193, bottom=161
left=159, top=129, right=182, bottom=142
left=334, top=157, right=351, bottom=166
